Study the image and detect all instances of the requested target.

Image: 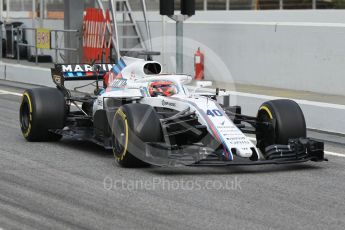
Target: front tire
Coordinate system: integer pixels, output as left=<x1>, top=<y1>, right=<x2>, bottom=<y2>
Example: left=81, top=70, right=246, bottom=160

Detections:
left=19, top=88, right=66, bottom=141
left=256, top=99, right=306, bottom=154
left=112, top=104, right=163, bottom=167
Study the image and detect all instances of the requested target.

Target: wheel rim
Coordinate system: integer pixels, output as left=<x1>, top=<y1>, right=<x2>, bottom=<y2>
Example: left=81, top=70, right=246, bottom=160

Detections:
left=20, top=101, right=30, bottom=133
left=112, top=111, right=128, bottom=160
left=256, top=108, right=275, bottom=153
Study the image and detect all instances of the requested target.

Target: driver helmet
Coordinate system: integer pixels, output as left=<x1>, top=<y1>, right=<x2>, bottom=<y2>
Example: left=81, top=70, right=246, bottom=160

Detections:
left=148, top=81, right=177, bottom=97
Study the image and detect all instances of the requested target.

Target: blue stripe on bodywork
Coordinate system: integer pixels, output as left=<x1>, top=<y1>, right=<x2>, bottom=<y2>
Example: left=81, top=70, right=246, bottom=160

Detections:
left=118, top=58, right=126, bottom=69
left=112, top=65, right=120, bottom=74
left=167, top=97, right=233, bottom=160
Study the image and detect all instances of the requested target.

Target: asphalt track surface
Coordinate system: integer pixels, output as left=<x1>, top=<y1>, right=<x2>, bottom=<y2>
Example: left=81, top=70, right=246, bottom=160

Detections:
left=0, top=83, right=345, bottom=230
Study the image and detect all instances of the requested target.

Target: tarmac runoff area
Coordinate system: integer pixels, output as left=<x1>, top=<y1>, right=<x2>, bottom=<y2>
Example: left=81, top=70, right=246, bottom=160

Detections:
left=0, top=82, right=344, bottom=230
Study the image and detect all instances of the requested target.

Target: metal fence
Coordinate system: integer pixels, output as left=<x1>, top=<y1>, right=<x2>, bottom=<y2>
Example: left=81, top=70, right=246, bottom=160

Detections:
left=14, top=27, right=79, bottom=64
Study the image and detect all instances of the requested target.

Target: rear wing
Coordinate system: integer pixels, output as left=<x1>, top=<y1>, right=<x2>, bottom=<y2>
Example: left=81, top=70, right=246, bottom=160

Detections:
left=51, top=63, right=115, bottom=82
left=51, top=58, right=128, bottom=86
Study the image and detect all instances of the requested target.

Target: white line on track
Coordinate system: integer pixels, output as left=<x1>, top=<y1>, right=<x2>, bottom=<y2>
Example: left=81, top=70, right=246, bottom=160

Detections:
left=1, top=88, right=344, bottom=158
left=324, top=151, right=345, bottom=157
left=228, top=90, right=345, bottom=110
left=187, top=86, right=345, bottom=110
left=0, top=89, right=23, bottom=97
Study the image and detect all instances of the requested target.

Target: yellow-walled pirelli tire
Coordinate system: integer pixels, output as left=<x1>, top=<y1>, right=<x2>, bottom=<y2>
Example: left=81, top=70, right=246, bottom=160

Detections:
left=19, top=88, right=66, bottom=142
left=256, top=99, right=306, bottom=154
left=112, top=104, right=163, bottom=168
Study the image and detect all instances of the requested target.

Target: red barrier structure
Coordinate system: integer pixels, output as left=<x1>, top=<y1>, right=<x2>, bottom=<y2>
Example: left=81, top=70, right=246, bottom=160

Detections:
left=82, top=8, right=112, bottom=63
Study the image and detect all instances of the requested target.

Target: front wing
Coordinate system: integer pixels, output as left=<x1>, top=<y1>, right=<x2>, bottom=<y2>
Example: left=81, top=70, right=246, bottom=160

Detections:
left=144, top=138, right=326, bottom=167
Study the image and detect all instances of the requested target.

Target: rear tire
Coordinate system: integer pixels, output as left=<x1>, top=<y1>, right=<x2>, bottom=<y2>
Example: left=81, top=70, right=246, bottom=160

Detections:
left=256, top=99, right=306, bottom=153
left=112, top=104, right=163, bottom=167
left=19, top=88, right=66, bottom=141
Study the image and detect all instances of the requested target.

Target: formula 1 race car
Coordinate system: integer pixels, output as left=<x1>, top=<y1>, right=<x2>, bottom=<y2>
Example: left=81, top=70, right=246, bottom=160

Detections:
left=19, top=57, right=325, bottom=167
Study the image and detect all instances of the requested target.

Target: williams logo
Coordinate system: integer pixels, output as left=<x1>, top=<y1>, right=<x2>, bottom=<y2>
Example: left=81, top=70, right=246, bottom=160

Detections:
left=162, top=100, right=176, bottom=107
